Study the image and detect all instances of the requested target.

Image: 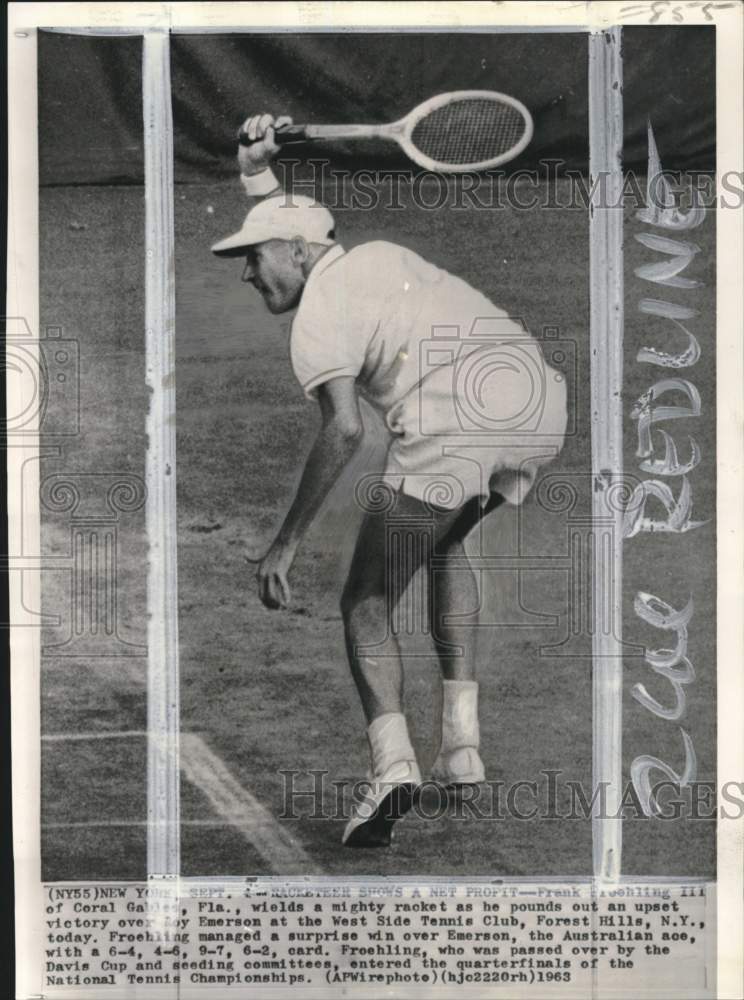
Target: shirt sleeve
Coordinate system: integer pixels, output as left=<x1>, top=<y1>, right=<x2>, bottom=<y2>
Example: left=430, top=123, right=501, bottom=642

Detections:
left=290, top=266, right=375, bottom=400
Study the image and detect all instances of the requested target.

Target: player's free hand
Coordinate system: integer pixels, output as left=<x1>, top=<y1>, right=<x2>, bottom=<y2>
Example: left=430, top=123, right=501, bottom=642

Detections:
left=237, top=113, right=293, bottom=176
left=248, top=539, right=295, bottom=610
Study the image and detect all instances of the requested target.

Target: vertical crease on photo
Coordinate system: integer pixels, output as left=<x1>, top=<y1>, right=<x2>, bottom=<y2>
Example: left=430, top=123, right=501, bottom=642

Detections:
left=143, top=28, right=181, bottom=881
left=588, top=26, right=624, bottom=884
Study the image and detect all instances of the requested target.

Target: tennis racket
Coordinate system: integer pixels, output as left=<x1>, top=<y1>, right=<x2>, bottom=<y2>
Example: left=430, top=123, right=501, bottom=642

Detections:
left=238, top=91, right=533, bottom=173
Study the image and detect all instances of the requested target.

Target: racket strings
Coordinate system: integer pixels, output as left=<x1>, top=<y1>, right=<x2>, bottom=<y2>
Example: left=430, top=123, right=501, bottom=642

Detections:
left=410, top=98, right=527, bottom=167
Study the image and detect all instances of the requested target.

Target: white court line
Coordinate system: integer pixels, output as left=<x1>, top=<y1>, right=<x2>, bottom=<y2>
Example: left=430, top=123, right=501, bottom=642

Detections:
left=43, top=821, right=260, bottom=829
left=42, top=729, right=323, bottom=874
left=180, top=733, right=322, bottom=875
left=42, top=731, right=147, bottom=742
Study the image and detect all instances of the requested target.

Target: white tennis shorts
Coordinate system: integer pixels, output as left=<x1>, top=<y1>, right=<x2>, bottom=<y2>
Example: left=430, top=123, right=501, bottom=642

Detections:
left=380, top=341, right=568, bottom=509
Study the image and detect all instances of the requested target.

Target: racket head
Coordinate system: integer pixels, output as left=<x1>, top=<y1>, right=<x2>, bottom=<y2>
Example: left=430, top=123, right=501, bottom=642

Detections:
left=399, top=90, right=534, bottom=173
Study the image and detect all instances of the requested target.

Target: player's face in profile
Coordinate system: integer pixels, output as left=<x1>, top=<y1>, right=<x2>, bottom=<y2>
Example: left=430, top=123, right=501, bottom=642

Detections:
left=241, top=240, right=305, bottom=314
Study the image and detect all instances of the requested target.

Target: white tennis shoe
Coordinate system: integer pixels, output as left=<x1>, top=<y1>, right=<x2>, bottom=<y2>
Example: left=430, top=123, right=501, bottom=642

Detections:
left=431, top=746, right=486, bottom=787
left=342, top=759, right=422, bottom=848
left=432, top=680, right=486, bottom=786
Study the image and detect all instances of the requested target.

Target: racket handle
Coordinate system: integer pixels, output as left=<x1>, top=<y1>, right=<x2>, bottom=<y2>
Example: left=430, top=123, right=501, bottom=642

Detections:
left=238, top=124, right=309, bottom=147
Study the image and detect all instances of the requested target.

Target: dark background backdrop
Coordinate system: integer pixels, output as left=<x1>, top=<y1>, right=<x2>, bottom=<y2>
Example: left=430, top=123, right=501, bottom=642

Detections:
left=38, top=28, right=715, bottom=184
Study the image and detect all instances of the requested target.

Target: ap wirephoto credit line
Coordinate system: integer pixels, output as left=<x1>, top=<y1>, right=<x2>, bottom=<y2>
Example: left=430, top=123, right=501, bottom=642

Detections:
left=7, top=2, right=743, bottom=999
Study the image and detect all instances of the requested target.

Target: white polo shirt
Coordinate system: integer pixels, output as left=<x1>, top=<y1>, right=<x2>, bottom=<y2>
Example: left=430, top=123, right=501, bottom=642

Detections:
left=290, top=240, right=567, bottom=507
left=291, top=241, right=518, bottom=409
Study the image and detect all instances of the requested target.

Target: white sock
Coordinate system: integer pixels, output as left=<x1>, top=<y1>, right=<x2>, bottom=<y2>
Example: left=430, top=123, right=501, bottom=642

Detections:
left=439, top=680, right=480, bottom=753
left=367, top=713, right=416, bottom=776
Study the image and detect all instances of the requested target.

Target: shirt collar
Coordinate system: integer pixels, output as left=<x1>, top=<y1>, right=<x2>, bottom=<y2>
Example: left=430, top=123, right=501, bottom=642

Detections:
left=305, top=243, right=345, bottom=289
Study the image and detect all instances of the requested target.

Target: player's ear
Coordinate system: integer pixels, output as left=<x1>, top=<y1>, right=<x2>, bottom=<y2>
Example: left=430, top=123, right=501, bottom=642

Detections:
left=290, top=236, right=309, bottom=265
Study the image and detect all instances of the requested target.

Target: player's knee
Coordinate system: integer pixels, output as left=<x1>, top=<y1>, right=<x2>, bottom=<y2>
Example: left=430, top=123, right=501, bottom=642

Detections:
left=340, top=584, right=385, bottom=630
left=340, top=579, right=358, bottom=622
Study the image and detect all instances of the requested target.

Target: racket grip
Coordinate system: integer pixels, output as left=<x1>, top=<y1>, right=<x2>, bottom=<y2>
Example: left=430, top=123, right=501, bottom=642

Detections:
left=238, top=124, right=308, bottom=146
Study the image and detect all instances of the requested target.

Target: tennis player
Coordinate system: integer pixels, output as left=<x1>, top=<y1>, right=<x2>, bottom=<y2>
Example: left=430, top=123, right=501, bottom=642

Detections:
left=212, top=113, right=567, bottom=847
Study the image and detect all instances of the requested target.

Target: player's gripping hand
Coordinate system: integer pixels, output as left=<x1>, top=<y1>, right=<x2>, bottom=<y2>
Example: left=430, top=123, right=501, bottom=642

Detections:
left=237, top=113, right=293, bottom=176
left=249, top=541, right=294, bottom=610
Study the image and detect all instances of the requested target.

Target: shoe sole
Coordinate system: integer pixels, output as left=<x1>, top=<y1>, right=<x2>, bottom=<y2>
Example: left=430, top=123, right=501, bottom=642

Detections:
left=343, top=783, right=419, bottom=848
left=429, top=779, right=487, bottom=803
left=431, top=774, right=486, bottom=788
left=441, top=780, right=484, bottom=793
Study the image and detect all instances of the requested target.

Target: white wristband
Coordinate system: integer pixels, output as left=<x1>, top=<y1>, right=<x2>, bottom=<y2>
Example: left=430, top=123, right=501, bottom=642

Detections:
left=240, top=168, right=280, bottom=197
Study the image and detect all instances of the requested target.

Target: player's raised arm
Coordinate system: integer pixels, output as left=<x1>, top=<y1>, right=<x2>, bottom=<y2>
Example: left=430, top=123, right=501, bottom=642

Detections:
left=236, top=112, right=292, bottom=199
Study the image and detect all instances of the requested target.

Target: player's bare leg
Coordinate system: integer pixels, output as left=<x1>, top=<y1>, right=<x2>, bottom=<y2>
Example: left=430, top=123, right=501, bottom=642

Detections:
left=429, top=492, right=505, bottom=787
left=341, top=492, right=470, bottom=722
left=340, top=506, right=404, bottom=724
left=430, top=546, right=485, bottom=786
left=431, top=536, right=478, bottom=683
left=340, top=490, right=465, bottom=846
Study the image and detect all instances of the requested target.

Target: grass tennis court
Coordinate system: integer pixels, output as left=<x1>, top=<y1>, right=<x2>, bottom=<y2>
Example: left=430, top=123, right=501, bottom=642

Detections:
left=40, top=175, right=715, bottom=880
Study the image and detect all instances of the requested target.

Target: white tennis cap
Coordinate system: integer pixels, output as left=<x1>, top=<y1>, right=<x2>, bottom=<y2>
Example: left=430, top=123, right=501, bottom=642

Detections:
left=211, top=195, right=336, bottom=256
